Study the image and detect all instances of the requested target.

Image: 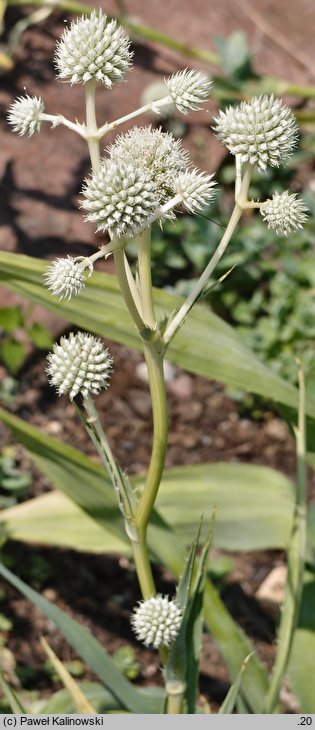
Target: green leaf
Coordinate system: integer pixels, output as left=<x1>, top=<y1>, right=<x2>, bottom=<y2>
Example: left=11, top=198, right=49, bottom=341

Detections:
left=0, top=408, right=295, bottom=553
left=0, top=252, right=309, bottom=415
left=219, top=653, right=253, bottom=713
left=2, top=491, right=129, bottom=554
left=0, top=562, right=158, bottom=714
left=185, top=525, right=213, bottom=713
left=0, top=337, right=26, bottom=374
left=40, top=682, right=165, bottom=715
left=27, top=322, right=53, bottom=349
left=0, top=306, right=23, bottom=333
left=288, top=569, right=315, bottom=713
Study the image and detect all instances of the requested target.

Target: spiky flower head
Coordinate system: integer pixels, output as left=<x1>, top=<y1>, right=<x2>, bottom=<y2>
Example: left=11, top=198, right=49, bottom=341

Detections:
left=260, top=191, right=308, bottom=236
left=173, top=169, right=216, bottom=212
left=108, top=126, right=189, bottom=206
left=131, top=595, right=182, bottom=649
left=8, top=95, right=44, bottom=137
left=81, top=159, right=159, bottom=239
left=213, top=95, right=298, bottom=172
left=55, top=10, right=132, bottom=87
left=165, top=69, right=212, bottom=114
left=47, top=332, right=113, bottom=400
left=44, top=257, right=87, bottom=300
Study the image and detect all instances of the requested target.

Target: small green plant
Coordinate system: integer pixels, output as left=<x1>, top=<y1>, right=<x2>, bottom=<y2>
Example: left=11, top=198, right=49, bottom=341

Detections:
left=0, top=6, right=313, bottom=715
left=0, top=305, right=53, bottom=375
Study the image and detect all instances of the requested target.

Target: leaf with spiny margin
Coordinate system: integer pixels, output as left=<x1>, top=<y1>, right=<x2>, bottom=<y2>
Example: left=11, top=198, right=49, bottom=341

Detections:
left=218, top=653, right=254, bottom=714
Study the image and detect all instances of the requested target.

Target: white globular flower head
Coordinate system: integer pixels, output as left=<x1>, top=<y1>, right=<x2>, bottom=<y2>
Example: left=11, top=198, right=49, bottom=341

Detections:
left=165, top=69, right=212, bottom=114
left=131, top=595, right=182, bottom=649
left=47, top=332, right=113, bottom=400
left=260, top=191, right=308, bottom=236
left=108, top=126, right=189, bottom=206
left=55, top=10, right=132, bottom=87
left=8, top=95, right=44, bottom=137
left=173, top=169, right=216, bottom=213
left=81, top=159, right=159, bottom=239
left=44, top=257, right=87, bottom=300
left=213, top=95, right=298, bottom=172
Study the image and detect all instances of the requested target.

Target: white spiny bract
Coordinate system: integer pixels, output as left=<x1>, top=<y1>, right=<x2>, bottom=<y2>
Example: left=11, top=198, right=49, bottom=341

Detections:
left=47, top=332, right=113, bottom=400
left=55, top=10, right=132, bottom=87
left=8, top=95, right=44, bottom=137
left=44, top=257, right=86, bottom=300
left=131, top=595, right=182, bottom=649
left=213, top=95, right=298, bottom=172
left=108, top=126, right=189, bottom=206
left=260, top=191, right=308, bottom=236
left=81, top=159, right=159, bottom=239
left=174, top=169, right=216, bottom=213
left=165, top=69, right=212, bottom=114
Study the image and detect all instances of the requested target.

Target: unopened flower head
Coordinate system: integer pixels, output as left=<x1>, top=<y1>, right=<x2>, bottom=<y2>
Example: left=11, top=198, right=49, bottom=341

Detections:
left=173, top=169, right=216, bottom=213
left=55, top=10, right=132, bottom=87
left=131, top=595, right=182, bottom=649
left=8, top=95, right=44, bottom=137
left=108, top=126, right=189, bottom=206
left=165, top=69, right=212, bottom=114
left=213, top=95, right=298, bottom=172
left=260, top=191, right=308, bottom=236
left=82, top=159, right=159, bottom=239
left=44, top=257, right=88, bottom=300
left=47, top=331, right=113, bottom=400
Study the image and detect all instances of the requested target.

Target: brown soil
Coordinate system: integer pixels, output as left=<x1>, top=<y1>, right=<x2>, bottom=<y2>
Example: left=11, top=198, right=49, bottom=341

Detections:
left=0, top=0, right=314, bottom=713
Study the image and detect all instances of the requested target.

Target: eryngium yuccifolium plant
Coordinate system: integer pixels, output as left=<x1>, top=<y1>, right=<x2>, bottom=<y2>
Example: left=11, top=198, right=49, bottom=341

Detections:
left=260, top=191, right=308, bottom=236
left=108, top=126, right=189, bottom=206
left=47, top=332, right=113, bottom=400
left=55, top=9, right=132, bottom=87
left=81, top=160, right=159, bottom=238
left=213, top=95, right=298, bottom=172
left=7, top=95, right=44, bottom=137
left=131, top=595, right=182, bottom=648
left=174, top=169, right=216, bottom=212
left=44, top=257, right=87, bottom=300
left=165, top=69, right=212, bottom=114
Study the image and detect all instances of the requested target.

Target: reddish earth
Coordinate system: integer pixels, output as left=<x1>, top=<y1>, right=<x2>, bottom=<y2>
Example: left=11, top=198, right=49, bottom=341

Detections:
left=0, top=0, right=314, bottom=712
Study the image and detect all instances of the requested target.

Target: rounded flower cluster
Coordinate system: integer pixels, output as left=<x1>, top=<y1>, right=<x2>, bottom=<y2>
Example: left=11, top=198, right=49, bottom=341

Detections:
left=8, top=95, right=44, bottom=137
left=44, top=257, right=87, bottom=300
left=47, top=332, right=113, bottom=400
left=81, top=159, right=159, bottom=239
left=108, top=126, right=189, bottom=206
left=165, top=69, right=212, bottom=114
left=55, top=10, right=132, bottom=87
left=213, top=95, right=298, bottom=172
left=174, top=169, right=216, bottom=212
left=260, top=191, right=308, bottom=236
left=131, top=595, right=182, bottom=649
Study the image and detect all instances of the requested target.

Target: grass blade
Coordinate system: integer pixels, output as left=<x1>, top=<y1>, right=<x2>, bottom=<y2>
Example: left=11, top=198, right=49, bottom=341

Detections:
left=262, top=364, right=308, bottom=713
left=219, top=653, right=254, bottom=713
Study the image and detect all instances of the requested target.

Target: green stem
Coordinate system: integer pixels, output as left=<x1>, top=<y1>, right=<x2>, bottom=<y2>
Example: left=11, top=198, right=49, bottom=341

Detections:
left=131, top=532, right=156, bottom=599
left=135, top=342, right=168, bottom=533
left=85, top=80, right=100, bottom=173
left=166, top=685, right=185, bottom=714
left=163, top=164, right=253, bottom=346
left=262, top=364, right=307, bottom=713
left=137, top=227, right=156, bottom=328
left=113, top=249, right=145, bottom=331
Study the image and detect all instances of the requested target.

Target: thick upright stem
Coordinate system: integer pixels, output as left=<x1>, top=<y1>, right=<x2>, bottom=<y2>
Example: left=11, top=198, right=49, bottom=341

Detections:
left=85, top=80, right=100, bottom=173
left=137, top=227, right=156, bottom=328
left=113, top=249, right=145, bottom=331
left=135, top=342, right=168, bottom=533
